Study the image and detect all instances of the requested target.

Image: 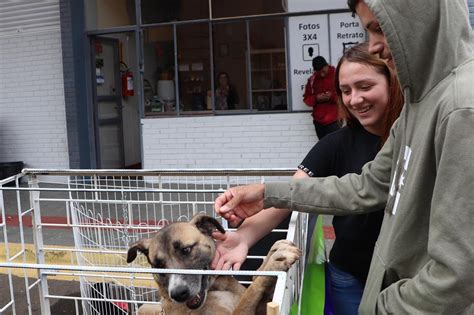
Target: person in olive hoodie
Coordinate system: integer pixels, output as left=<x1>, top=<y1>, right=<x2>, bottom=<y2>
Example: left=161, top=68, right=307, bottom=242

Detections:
left=214, top=0, right=474, bottom=313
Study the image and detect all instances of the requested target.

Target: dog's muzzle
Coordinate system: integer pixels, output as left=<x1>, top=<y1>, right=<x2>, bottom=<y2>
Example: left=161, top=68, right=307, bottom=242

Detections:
left=169, top=274, right=208, bottom=310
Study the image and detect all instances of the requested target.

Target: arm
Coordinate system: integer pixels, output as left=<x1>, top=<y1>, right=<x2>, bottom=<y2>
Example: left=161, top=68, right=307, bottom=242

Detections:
left=216, top=124, right=396, bottom=220
left=235, top=170, right=309, bottom=247
left=264, top=128, right=395, bottom=215
left=303, top=76, right=317, bottom=107
left=212, top=170, right=309, bottom=270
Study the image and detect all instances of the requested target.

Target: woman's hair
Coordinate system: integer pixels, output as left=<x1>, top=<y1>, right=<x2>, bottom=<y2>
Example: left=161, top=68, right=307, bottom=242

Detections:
left=334, top=42, right=404, bottom=144
left=347, top=0, right=358, bottom=14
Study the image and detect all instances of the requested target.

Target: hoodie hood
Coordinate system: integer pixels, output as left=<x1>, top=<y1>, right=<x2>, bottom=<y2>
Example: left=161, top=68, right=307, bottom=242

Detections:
left=366, top=0, right=474, bottom=102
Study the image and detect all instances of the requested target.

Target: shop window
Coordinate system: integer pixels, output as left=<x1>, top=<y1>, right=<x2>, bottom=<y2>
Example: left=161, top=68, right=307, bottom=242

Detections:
left=141, top=0, right=209, bottom=24
left=249, top=19, right=287, bottom=111
left=143, top=26, right=176, bottom=115
left=212, top=22, right=248, bottom=111
left=177, top=23, right=211, bottom=112
left=211, top=0, right=284, bottom=19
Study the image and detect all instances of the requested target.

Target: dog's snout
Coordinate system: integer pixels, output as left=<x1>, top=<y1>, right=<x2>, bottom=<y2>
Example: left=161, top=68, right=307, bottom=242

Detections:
left=170, top=285, right=190, bottom=302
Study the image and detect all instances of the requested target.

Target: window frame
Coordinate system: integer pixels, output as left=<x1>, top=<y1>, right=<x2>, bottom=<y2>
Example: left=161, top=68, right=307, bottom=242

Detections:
left=85, top=1, right=348, bottom=118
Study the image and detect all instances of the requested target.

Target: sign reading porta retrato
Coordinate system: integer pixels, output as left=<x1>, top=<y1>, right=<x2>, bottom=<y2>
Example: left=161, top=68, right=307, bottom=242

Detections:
left=329, top=13, right=365, bottom=64
left=287, top=1, right=366, bottom=111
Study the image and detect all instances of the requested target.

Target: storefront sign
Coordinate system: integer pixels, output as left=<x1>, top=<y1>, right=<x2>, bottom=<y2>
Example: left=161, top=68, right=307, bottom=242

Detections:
left=288, top=12, right=365, bottom=111
left=288, top=15, right=329, bottom=111
left=329, top=13, right=365, bottom=64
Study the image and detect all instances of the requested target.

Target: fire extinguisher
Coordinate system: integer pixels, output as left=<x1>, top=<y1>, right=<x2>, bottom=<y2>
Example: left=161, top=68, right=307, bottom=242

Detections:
left=120, top=62, right=134, bottom=97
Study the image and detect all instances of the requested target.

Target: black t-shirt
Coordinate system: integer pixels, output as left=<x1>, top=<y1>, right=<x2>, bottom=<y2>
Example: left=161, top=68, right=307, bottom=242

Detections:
left=298, top=125, right=384, bottom=283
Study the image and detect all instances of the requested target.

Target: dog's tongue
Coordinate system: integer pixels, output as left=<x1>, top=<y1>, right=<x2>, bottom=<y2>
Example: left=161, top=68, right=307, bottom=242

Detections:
left=186, top=292, right=204, bottom=310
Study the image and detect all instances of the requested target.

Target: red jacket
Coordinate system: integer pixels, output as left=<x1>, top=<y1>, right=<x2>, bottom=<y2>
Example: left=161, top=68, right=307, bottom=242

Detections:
left=303, top=66, right=338, bottom=125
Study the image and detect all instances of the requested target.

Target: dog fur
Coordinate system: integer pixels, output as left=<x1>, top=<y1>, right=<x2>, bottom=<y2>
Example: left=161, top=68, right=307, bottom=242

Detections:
left=127, top=214, right=301, bottom=315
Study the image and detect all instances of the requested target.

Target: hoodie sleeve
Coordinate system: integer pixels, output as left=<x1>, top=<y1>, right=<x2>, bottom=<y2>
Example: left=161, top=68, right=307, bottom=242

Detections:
left=263, top=122, right=396, bottom=215
left=376, top=108, right=474, bottom=313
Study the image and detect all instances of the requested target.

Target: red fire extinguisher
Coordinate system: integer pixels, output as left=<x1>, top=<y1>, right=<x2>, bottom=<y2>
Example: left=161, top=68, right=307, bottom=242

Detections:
left=120, top=62, right=134, bottom=97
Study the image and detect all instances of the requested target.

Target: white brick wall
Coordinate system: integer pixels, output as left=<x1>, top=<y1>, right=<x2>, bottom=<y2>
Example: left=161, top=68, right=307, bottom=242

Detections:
left=0, top=30, right=69, bottom=169
left=142, top=113, right=317, bottom=169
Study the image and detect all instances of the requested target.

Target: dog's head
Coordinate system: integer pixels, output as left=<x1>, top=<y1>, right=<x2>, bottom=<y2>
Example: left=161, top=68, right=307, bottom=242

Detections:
left=127, top=214, right=225, bottom=310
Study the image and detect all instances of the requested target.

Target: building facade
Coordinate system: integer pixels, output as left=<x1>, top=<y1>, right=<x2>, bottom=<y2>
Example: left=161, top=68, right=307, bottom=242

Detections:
left=1, top=0, right=472, bottom=171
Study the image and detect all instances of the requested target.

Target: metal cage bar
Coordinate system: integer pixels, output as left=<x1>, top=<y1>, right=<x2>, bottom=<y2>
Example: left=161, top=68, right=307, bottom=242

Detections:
left=0, top=168, right=305, bottom=315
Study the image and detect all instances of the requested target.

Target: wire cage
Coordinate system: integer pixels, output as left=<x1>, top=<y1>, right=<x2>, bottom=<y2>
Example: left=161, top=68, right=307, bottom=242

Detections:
left=0, top=169, right=307, bottom=315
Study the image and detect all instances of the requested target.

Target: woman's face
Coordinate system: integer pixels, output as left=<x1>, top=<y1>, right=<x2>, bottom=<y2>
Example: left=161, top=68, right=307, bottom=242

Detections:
left=338, top=61, right=389, bottom=136
left=218, top=74, right=229, bottom=87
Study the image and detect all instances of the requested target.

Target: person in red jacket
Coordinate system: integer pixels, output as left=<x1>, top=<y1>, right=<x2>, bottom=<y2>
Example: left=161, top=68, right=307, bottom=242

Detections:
left=304, top=56, right=340, bottom=139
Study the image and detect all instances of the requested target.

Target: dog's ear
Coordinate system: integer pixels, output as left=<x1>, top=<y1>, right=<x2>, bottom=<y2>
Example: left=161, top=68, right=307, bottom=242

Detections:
left=191, top=214, right=225, bottom=236
left=127, top=238, right=152, bottom=263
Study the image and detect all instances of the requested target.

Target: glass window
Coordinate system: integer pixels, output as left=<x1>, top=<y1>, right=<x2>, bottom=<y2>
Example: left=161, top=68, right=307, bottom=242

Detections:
left=141, top=0, right=209, bottom=24
left=143, top=26, right=176, bottom=115
left=211, top=0, right=284, bottom=19
left=212, top=22, right=247, bottom=111
left=249, top=19, right=287, bottom=111
left=177, top=23, right=211, bottom=113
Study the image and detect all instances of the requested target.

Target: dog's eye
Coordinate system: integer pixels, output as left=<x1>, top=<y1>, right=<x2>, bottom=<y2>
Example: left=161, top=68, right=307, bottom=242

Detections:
left=181, top=246, right=192, bottom=255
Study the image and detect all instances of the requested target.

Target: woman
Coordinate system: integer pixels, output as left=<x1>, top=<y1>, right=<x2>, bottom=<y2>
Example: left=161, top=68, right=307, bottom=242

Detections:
left=212, top=43, right=404, bottom=314
left=215, top=72, right=239, bottom=110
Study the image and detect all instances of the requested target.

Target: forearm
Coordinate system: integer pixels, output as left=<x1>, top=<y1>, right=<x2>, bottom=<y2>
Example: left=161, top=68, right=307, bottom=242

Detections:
left=263, top=127, right=396, bottom=215
left=264, top=169, right=389, bottom=215
left=236, top=207, right=291, bottom=248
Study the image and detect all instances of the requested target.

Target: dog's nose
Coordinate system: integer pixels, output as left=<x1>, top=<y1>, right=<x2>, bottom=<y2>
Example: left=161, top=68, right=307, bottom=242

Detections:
left=170, top=285, right=190, bottom=302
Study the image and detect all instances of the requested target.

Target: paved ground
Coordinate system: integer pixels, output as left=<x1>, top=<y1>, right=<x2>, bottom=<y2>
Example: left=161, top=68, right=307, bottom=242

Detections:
left=0, top=273, right=81, bottom=314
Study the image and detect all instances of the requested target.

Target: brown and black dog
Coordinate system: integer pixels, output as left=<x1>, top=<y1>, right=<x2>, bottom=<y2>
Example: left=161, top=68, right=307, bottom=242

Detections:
left=127, top=214, right=301, bottom=315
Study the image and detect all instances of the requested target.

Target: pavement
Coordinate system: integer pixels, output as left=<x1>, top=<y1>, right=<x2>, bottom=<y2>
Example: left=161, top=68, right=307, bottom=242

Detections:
left=0, top=182, right=335, bottom=314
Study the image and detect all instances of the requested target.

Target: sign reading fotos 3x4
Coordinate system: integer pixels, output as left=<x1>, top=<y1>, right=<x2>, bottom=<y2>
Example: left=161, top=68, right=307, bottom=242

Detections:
left=288, top=12, right=366, bottom=111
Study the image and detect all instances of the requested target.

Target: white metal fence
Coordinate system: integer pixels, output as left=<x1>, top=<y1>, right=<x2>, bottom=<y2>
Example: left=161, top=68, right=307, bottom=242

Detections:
left=0, top=169, right=307, bottom=315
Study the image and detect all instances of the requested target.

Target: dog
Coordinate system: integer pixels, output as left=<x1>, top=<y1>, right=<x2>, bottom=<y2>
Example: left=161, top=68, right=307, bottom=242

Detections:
left=126, top=214, right=301, bottom=314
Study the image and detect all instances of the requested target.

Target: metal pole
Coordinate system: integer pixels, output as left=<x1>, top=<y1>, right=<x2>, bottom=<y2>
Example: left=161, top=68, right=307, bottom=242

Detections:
left=29, top=175, right=51, bottom=314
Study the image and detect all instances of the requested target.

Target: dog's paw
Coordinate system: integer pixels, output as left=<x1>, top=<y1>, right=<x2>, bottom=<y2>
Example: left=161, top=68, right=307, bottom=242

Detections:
left=267, top=240, right=295, bottom=256
left=264, top=242, right=302, bottom=272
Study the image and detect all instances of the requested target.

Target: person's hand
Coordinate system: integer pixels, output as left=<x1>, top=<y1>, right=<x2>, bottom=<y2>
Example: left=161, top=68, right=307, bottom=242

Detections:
left=214, top=184, right=265, bottom=222
left=211, top=231, right=249, bottom=271
left=316, top=92, right=330, bottom=102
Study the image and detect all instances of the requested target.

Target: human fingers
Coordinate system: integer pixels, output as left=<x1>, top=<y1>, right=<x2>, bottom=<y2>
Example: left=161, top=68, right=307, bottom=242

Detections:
left=213, top=255, right=225, bottom=270
left=222, top=261, right=232, bottom=271
left=215, top=190, right=236, bottom=214
left=229, top=212, right=246, bottom=223
left=216, top=190, right=243, bottom=214
left=227, top=216, right=244, bottom=228
left=212, top=230, right=226, bottom=241
left=211, top=250, right=221, bottom=269
left=214, top=192, right=228, bottom=214
left=232, top=262, right=242, bottom=271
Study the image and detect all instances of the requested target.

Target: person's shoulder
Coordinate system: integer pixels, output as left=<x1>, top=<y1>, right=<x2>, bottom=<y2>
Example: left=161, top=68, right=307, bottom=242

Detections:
left=321, top=126, right=350, bottom=140
left=322, top=125, right=379, bottom=145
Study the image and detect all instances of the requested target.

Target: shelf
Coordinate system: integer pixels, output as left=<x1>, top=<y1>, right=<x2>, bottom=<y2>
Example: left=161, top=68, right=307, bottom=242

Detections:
left=248, top=48, right=287, bottom=111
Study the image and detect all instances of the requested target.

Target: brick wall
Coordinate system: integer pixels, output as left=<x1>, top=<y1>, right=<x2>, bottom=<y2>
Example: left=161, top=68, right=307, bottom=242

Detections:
left=142, top=113, right=317, bottom=169
left=0, top=30, right=70, bottom=169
